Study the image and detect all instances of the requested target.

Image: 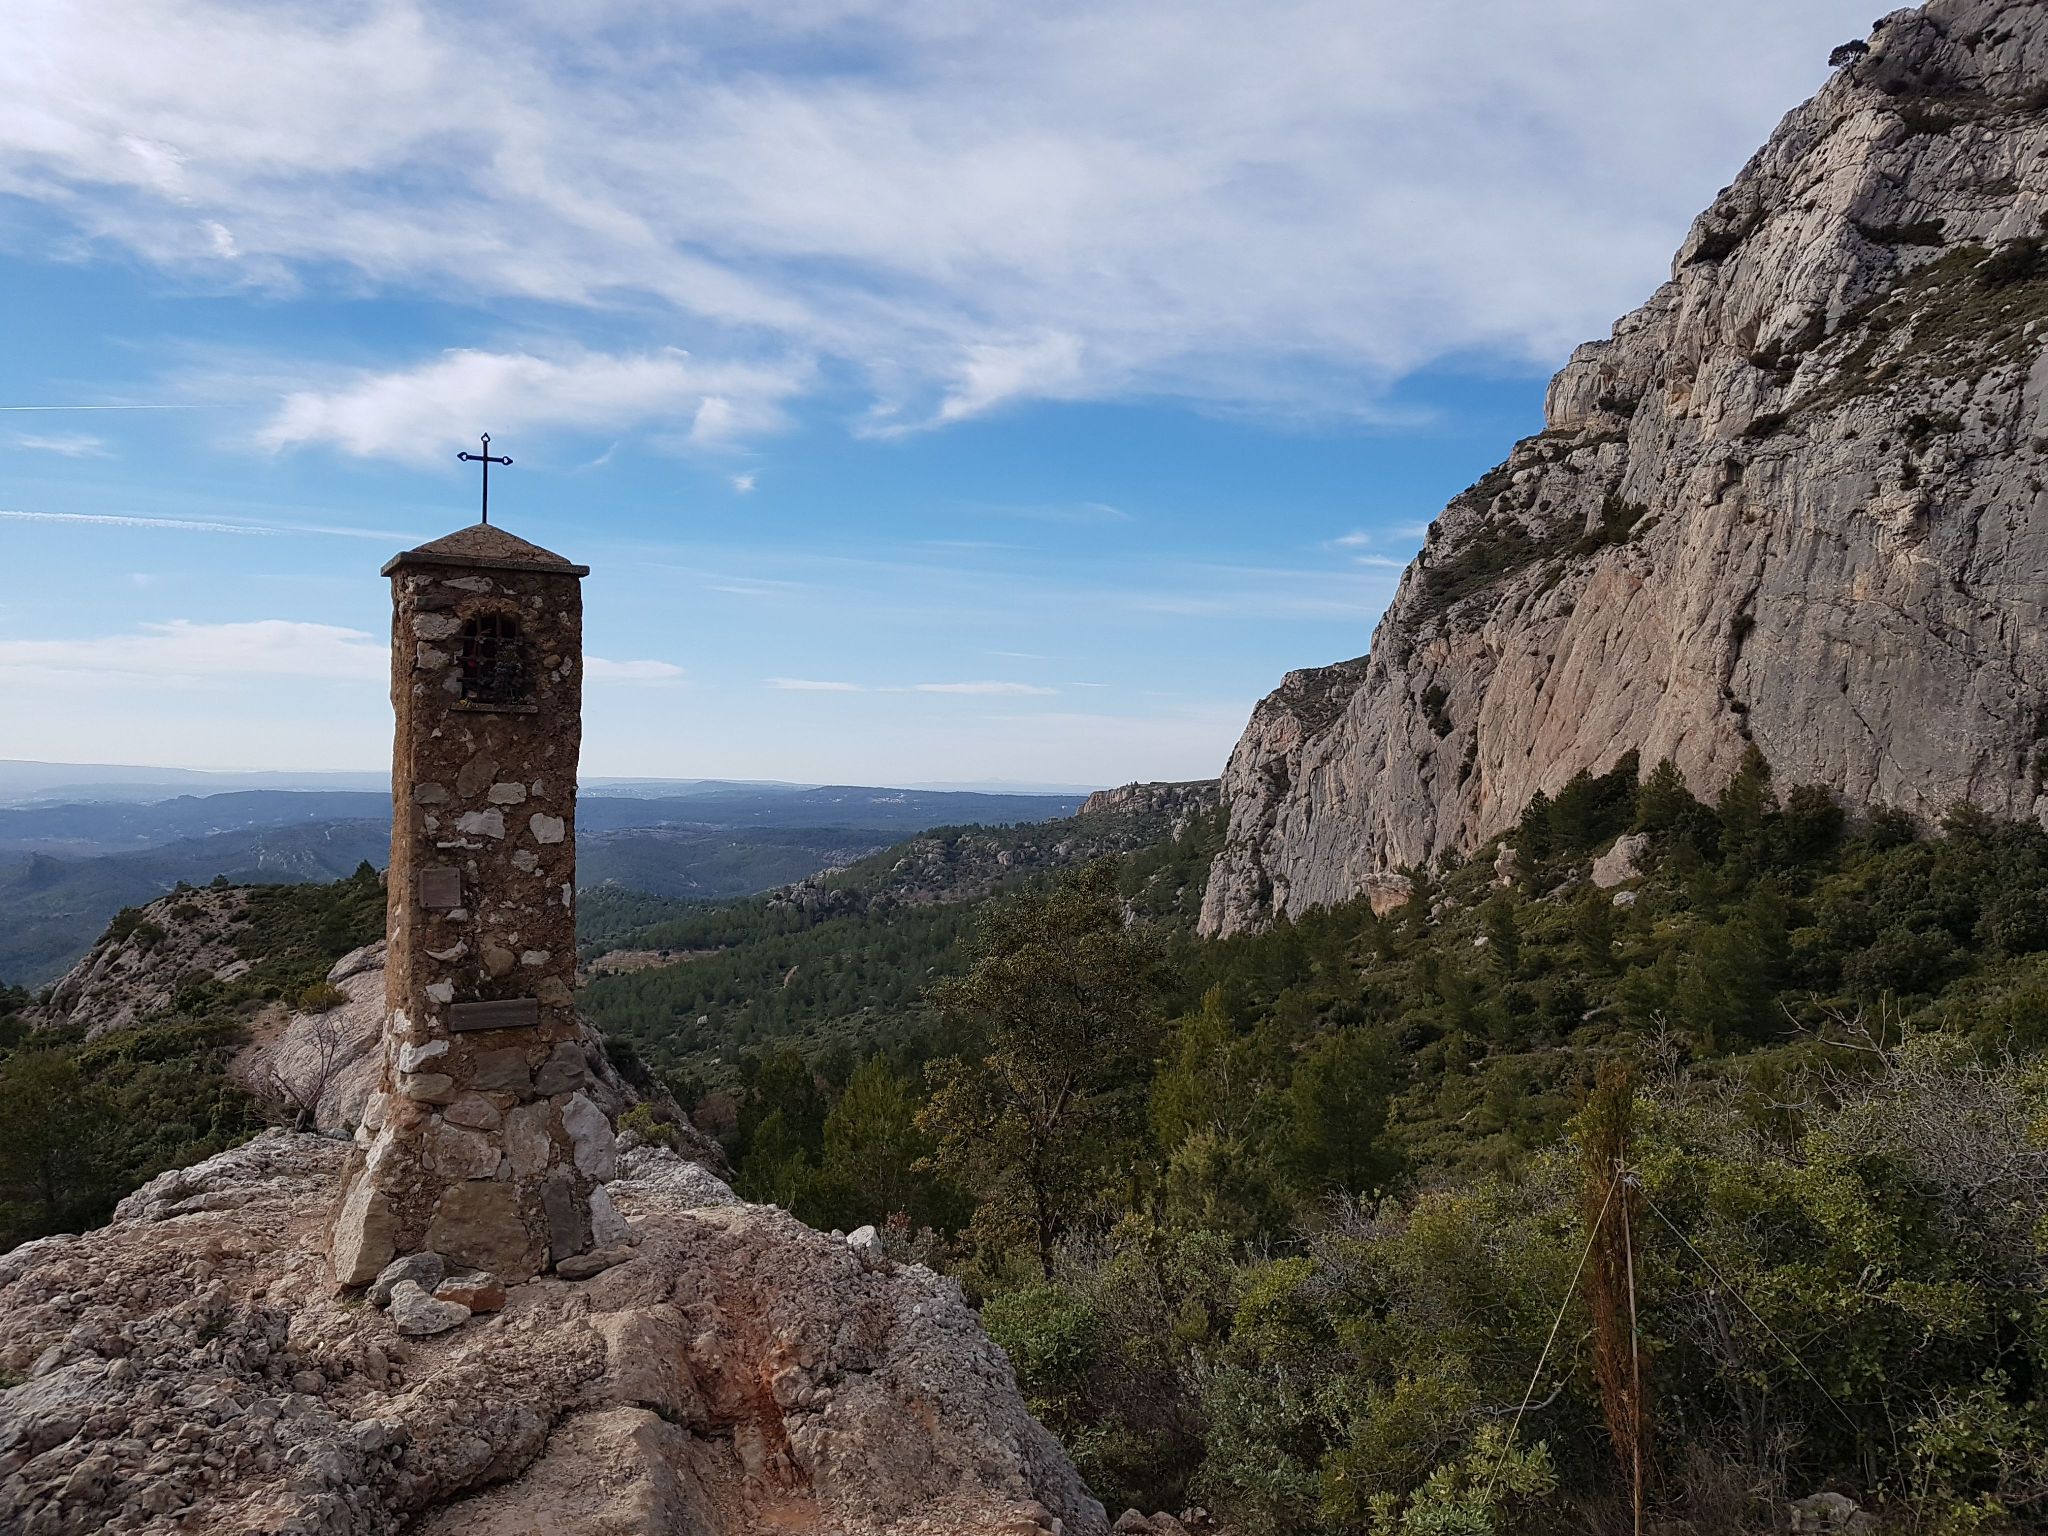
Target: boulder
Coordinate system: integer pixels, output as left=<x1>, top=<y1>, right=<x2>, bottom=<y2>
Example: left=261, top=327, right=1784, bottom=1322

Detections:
left=368, top=1251, right=447, bottom=1306
left=388, top=1279, right=472, bottom=1337
left=1591, top=832, right=1651, bottom=889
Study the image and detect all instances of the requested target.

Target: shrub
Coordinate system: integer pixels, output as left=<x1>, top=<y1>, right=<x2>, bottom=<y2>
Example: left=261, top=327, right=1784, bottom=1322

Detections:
left=295, top=981, right=348, bottom=1014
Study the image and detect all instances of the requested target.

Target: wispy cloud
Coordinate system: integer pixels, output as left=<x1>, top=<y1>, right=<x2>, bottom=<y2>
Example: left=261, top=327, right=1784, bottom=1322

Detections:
left=585, top=658, right=686, bottom=682
left=0, top=507, right=403, bottom=541
left=766, top=677, right=862, bottom=691
left=14, top=432, right=109, bottom=457
left=914, top=681, right=1058, bottom=696
left=731, top=471, right=758, bottom=493
left=0, top=2, right=1867, bottom=435
left=259, top=348, right=812, bottom=464
left=1328, top=530, right=1374, bottom=548
left=0, top=620, right=386, bottom=684
left=0, top=619, right=682, bottom=688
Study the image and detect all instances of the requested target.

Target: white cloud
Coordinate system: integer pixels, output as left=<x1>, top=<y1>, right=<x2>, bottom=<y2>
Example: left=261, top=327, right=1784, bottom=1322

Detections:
left=0, top=0, right=1873, bottom=436
left=731, top=471, right=758, bottom=493
left=1328, top=530, right=1373, bottom=548
left=585, top=657, right=686, bottom=682
left=259, top=348, right=810, bottom=465
left=766, top=677, right=862, bottom=691
left=0, top=618, right=681, bottom=687
left=14, top=432, right=109, bottom=457
left=0, top=619, right=386, bottom=684
left=931, top=333, right=1086, bottom=427
left=914, top=680, right=1058, bottom=696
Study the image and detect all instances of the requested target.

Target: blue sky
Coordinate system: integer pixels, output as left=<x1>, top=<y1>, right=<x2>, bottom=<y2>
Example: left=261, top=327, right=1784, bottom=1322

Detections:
left=0, top=0, right=1870, bottom=787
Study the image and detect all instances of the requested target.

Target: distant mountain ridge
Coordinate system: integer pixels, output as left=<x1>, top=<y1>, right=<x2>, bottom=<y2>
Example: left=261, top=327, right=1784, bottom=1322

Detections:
left=0, top=781, right=1089, bottom=987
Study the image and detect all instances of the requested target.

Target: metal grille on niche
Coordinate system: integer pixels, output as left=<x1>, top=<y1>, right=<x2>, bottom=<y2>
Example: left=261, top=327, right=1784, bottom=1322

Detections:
left=458, top=613, right=527, bottom=704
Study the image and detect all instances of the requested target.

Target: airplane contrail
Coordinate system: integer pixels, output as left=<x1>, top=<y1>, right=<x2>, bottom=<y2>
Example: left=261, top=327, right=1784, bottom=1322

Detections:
left=0, top=508, right=409, bottom=541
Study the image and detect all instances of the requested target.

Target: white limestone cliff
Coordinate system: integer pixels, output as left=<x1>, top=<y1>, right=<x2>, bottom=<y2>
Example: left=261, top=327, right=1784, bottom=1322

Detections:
left=1204, top=0, right=2048, bottom=933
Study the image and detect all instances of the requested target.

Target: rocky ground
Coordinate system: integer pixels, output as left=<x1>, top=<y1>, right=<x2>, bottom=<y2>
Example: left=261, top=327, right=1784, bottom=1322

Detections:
left=0, top=1131, right=1105, bottom=1536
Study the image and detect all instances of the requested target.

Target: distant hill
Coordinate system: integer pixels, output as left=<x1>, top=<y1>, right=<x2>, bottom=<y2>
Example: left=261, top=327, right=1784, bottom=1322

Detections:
left=0, top=781, right=1090, bottom=987
left=577, top=781, right=1220, bottom=1080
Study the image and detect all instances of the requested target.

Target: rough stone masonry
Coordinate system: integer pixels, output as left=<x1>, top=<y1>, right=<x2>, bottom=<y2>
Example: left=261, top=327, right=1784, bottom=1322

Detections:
left=329, top=522, right=621, bottom=1286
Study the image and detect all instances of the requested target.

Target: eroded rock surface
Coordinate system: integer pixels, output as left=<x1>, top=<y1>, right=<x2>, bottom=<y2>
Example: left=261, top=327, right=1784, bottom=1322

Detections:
left=0, top=1132, right=1103, bottom=1536
left=1204, top=0, right=2048, bottom=933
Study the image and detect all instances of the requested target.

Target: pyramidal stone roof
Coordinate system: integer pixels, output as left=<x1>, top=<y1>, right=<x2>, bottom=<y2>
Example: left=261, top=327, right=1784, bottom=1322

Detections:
left=381, top=523, right=589, bottom=578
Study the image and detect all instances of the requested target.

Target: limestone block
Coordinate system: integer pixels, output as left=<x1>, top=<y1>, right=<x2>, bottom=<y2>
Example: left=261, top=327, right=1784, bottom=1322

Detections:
left=435, top=1275, right=508, bottom=1313
left=456, top=809, right=506, bottom=840
left=589, top=1184, right=630, bottom=1248
left=397, top=1039, right=448, bottom=1074
left=399, top=1072, right=458, bottom=1104
left=556, top=1246, right=631, bottom=1280
left=368, top=1252, right=446, bottom=1308
left=455, top=754, right=499, bottom=799
left=846, top=1225, right=887, bottom=1272
left=561, top=1093, right=616, bottom=1180
left=505, top=1103, right=553, bottom=1179
left=411, top=781, right=450, bottom=804
left=444, top=1093, right=503, bottom=1132
left=530, top=814, right=566, bottom=845
left=412, top=612, right=462, bottom=642
left=481, top=944, right=516, bottom=979
left=541, top=1172, right=590, bottom=1260
left=487, top=782, right=529, bottom=804
left=533, top=1042, right=587, bottom=1096
left=472, top=1049, right=533, bottom=1094
left=427, top=1120, right=501, bottom=1180
left=330, top=1178, right=397, bottom=1288
left=426, top=1182, right=539, bottom=1277
left=388, top=1280, right=470, bottom=1337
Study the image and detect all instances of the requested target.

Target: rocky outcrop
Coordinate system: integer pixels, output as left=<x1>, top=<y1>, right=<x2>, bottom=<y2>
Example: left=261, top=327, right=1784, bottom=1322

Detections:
left=0, top=1131, right=1104, bottom=1536
left=34, top=887, right=254, bottom=1038
left=770, top=785, right=1219, bottom=922
left=237, top=942, right=719, bottom=1173
left=1076, top=781, right=1220, bottom=833
left=1204, top=0, right=2048, bottom=933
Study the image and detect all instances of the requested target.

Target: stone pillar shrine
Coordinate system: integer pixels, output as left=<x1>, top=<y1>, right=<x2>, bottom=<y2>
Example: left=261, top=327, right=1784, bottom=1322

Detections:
left=330, top=521, right=621, bottom=1287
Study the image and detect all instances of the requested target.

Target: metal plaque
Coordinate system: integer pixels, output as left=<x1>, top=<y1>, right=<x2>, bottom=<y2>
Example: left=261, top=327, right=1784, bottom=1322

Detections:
left=417, top=867, right=463, bottom=909
left=448, top=998, right=541, bottom=1032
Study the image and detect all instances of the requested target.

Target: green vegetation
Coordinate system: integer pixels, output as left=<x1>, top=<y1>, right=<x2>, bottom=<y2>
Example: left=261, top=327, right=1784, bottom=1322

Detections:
left=688, top=751, right=2048, bottom=1530
left=0, top=867, right=383, bottom=1252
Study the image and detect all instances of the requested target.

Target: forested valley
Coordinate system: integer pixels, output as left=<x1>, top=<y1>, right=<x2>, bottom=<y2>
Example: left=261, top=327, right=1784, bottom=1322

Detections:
left=595, top=753, right=2048, bottom=1533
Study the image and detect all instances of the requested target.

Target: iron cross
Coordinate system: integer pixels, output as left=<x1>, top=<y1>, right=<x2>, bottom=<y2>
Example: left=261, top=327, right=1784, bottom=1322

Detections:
left=457, top=433, right=513, bottom=524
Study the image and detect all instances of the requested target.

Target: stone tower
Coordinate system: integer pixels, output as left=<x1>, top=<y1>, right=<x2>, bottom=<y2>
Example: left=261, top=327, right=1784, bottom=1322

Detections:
left=330, top=522, right=620, bottom=1287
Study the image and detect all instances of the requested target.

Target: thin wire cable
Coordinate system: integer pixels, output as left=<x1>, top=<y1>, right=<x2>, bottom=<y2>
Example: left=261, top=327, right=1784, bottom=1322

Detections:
left=1637, top=1182, right=1860, bottom=1433
left=1622, top=1167, right=1644, bottom=1536
left=1486, top=1173, right=1619, bottom=1496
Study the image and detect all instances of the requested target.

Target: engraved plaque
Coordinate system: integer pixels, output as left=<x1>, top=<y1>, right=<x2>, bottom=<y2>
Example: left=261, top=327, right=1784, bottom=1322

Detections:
left=417, top=867, right=463, bottom=909
left=448, top=998, right=542, bottom=1032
